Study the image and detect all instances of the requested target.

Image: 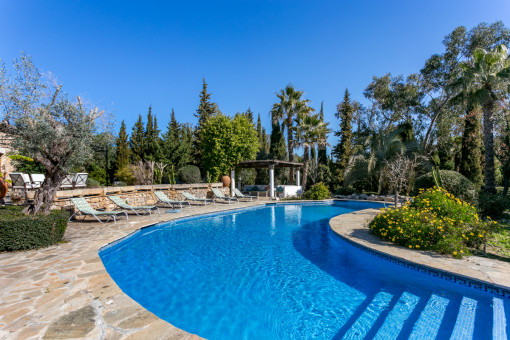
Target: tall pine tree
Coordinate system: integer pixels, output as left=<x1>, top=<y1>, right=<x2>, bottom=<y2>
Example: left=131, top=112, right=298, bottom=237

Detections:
left=144, top=106, right=162, bottom=161
left=162, top=109, right=193, bottom=170
left=115, top=121, right=130, bottom=170
left=194, top=78, right=218, bottom=166
left=130, top=114, right=145, bottom=162
left=333, top=89, right=354, bottom=184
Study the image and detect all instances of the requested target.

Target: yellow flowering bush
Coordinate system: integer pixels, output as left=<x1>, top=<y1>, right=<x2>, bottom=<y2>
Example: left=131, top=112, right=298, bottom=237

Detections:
left=369, top=187, right=497, bottom=258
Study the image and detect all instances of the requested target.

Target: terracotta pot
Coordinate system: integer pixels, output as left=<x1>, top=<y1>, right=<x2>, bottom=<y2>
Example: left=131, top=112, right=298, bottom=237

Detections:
left=221, top=175, right=231, bottom=187
left=0, top=177, right=7, bottom=200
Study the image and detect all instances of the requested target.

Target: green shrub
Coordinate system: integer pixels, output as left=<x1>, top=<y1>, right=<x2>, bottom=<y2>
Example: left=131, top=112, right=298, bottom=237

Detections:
left=303, top=182, right=331, bottom=200
left=177, top=165, right=202, bottom=184
left=86, top=177, right=102, bottom=188
left=412, top=170, right=478, bottom=205
left=478, top=192, right=510, bottom=220
left=335, top=186, right=356, bottom=196
left=369, top=187, right=497, bottom=258
left=0, top=207, right=69, bottom=251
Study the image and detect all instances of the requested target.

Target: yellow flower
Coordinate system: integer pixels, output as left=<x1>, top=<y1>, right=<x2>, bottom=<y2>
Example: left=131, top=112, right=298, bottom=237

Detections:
left=453, top=251, right=457, bottom=255
left=478, top=234, right=483, bottom=238
left=409, top=245, right=413, bottom=249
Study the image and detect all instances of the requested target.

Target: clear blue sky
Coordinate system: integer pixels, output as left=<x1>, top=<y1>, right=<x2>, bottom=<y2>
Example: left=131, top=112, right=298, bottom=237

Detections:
left=1, top=0, right=509, bottom=146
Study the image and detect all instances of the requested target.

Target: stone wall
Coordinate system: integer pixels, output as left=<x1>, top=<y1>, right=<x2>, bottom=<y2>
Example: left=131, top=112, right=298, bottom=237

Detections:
left=49, top=183, right=229, bottom=213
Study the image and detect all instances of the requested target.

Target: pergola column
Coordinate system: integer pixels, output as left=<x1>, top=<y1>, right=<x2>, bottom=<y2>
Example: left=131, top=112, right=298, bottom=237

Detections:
left=269, top=165, right=275, bottom=199
left=296, top=168, right=301, bottom=187
left=230, top=169, right=235, bottom=197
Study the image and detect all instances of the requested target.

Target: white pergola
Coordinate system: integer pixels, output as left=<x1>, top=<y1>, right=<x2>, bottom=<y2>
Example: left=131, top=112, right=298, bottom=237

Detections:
left=231, top=160, right=304, bottom=198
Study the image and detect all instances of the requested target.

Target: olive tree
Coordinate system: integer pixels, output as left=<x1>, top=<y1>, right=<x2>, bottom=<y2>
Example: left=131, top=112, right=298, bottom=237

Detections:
left=0, top=54, right=104, bottom=214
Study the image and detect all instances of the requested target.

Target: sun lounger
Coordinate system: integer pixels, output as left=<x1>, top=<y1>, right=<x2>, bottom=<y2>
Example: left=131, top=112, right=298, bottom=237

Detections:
left=29, top=174, right=45, bottom=188
left=233, top=188, right=257, bottom=201
left=154, top=191, right=190, bottom=209
left=108, top=195, right=160, bottom=215
left=182, top=192, right=214, bottom=205
left=211, top=188, right=239, bottom=204
left=70, top=197, right=128, bottom=223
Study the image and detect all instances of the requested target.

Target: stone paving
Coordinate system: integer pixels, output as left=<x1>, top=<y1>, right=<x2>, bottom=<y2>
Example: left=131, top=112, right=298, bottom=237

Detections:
left=330, top=208, right=510, bottom=290
left=0, top=201, right=264, bottom=340
left=2, top=202, right=510, bottom=340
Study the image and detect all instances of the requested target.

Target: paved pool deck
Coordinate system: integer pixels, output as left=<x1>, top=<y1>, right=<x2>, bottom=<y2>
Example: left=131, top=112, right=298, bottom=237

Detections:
left=1, top=202, right=509, bottom=339
left=0, top=201, right=264, bottom=340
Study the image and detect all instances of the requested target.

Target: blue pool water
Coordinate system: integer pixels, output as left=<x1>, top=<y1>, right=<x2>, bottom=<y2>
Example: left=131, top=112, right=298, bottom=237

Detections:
left=100, top=201, right=509, bottom=339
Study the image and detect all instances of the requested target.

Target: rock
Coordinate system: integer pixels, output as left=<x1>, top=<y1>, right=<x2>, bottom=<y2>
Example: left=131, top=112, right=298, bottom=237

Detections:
left=44, top=305, right=96, bottom=339
left=385, top=197, right=394, bottom=202
left=368, top=194, right=377, bottom=201
left=358, top=194, right=368, bottom=200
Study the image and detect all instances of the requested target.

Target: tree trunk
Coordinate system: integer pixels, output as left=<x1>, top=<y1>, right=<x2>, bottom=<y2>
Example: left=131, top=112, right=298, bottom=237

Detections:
left=23, top=170, right=66, bottom=215
left=287, top=117, right=294, bottom=184
left=302, top=145, right=310, bottom=190
left=482, top=100, right=496, bottom=194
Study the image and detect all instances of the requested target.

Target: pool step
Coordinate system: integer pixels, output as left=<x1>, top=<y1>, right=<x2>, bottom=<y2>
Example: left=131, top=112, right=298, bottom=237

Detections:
left=450, top=297, right=477, bottom=340
left=373, top=292, right=420, bottom=340
left=340, top=292, right=508, bottom=339
left=342, top=291, right=393, bottom=339
left=408, top=294, right=450, bottom=340
left=492, top=297, right=508, bottom=340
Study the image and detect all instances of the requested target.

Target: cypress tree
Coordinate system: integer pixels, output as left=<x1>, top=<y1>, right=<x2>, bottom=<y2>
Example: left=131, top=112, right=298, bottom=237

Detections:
left=115, top=121, right=130, bottom=170
left=130, top=114, right=145, bottom=162
left=144, top=106, right=161, bottom=161
left=318, top=101, right=328, bottom=165
left=269, top=118, right=287, bottom=161
left=460, top=106, right=483, bottom=186
left=257, top=114, right=263, bottom=144
left=333, top=89, right=354, bottom=183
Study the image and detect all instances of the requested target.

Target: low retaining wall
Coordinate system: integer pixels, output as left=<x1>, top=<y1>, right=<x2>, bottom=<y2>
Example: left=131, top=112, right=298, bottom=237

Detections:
left=48, top=183, right=228, bottom=212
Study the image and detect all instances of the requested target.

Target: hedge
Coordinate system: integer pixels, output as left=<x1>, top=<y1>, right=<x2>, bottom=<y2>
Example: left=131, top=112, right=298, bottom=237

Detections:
left=0, top=206, right=69, bottom=251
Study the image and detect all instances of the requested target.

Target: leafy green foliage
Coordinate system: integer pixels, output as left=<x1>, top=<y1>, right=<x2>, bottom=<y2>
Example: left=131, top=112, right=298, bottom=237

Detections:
left=114, top=166, right=135, bottom=185
left=413, top=170, right=477, bottom=205
left=370, top=188, right=497, bottom=258
left=478, top=192, right=510, bottom=219
left=177, top=165, right=201, bottom=184
left=199, top=113, right=259, bottom=181
left=303, top=182, right=331, bottom=200
left=0, top=206, right=69, bottom=251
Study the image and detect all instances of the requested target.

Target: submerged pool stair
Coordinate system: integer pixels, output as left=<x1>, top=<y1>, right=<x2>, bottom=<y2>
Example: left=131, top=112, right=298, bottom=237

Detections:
left=340, top=292, right=508, bottom=339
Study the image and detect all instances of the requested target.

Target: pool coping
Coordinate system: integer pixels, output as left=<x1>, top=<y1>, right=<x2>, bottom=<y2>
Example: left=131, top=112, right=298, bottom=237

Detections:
left=329, top=207, right=510, bottom=299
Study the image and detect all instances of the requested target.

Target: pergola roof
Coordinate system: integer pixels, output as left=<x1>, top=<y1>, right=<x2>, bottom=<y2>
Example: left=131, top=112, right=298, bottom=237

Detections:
left=236, top=160, right=303, bottom=169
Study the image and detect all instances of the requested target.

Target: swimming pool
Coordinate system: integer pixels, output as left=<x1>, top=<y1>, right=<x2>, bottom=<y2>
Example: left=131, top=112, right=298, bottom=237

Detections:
left=100, top=201, right=509, bottom=339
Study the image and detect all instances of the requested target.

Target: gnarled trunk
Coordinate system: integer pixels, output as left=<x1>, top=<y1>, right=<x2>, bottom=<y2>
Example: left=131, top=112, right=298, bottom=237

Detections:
left=23, top=170, right=66, bottom=215
left=482, top=99, right=496, bottom=194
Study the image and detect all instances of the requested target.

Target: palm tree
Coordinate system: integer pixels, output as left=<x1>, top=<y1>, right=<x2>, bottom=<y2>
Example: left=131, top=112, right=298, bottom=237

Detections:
left=455, top=44, right=510, bottom=193
left=294, top=110, right=331, bottom=189
left=272, top=85, right=312, bottom=182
